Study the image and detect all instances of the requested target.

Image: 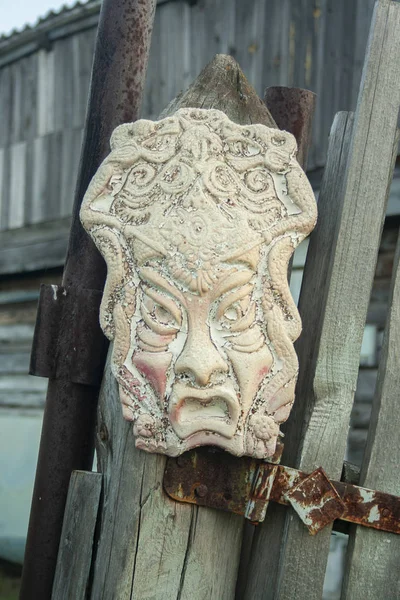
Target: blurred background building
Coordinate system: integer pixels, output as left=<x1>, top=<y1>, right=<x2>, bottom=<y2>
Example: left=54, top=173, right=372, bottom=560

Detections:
left=0, top=1, right=399, bottom=597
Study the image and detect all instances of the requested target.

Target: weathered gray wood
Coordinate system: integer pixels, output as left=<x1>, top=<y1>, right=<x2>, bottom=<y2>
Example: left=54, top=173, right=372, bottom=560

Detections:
left=242, top=110, right=355, bottom=600
left=341, top=231, right=400, bottom=600
left=0, top=147, right=10, bottom=230
left=162, top=54, right=276, bottom=128
left=37, top=48, right=55, bottom=137
left=47, top=131, right=63, bottom=219
left=244, top=2, right=400, bottom=598
left=52, top=471, right=102, bottom=600
left=9, top=141, right=26, bottom=229
left=0, top=217, right=71, bottom=274
left=60, top=128, right=84, bottom=217
left=0, top=147, right=4, bottom=230
left=88, top=55, right=276, bottom=600
left=31, top=135, right=48, bottom=224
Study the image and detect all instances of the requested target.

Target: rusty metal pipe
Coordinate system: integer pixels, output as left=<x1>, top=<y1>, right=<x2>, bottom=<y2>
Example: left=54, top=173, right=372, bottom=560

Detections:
left=20, top=1, right=156, bottom=598
left=264, top=87, right=316, bottom=170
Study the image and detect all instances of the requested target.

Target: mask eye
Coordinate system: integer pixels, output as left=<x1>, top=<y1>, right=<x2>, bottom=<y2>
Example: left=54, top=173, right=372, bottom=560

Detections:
left=218, top=295, right=256, bottom=333
left=140, top=286, right=182, bottom=336
left=149, top=301, right=177, bottom=328
left=222, top=300, right=247, bottom=324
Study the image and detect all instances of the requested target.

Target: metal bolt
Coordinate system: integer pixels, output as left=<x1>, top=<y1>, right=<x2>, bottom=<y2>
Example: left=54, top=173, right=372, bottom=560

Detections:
left=382, top=508, right=390, bottom=517
left=195, top=484, right=208, bottom=498
left=176, top=456, right=186, bottom=468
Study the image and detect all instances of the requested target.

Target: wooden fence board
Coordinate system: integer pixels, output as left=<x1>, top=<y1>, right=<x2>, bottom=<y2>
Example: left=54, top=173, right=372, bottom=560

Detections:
left=31, top=135, right=48, bottom=224
left=37, top=48, right=55, bottom=137
left=88, top=55, right=276, bottom=600
left=52, top=471, right=102, bottom=600
left=0, top=217, right=71, bottom=274
left=242, top=110, right=355, bottom=600
left=0, top=66, right=11, bottom=148
left=0, top=148, right=4, bottom=230
left=341, top=231, right=400, bottom=598
left=244, top=1, right=400, bottom=598
left=9, top=141, right=26, bottom=229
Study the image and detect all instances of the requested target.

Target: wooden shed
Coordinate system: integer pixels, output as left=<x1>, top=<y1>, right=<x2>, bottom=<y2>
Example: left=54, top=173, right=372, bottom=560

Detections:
left=0, top=2, right=398, bottom=592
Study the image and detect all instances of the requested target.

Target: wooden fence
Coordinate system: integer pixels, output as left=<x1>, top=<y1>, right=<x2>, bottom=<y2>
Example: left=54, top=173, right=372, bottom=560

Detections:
left=47, top=0, right=400, bottom=598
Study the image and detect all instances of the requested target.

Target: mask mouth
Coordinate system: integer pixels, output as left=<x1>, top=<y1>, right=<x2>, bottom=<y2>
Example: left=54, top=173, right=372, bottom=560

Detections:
left=168, top=383, right=240, bottom=439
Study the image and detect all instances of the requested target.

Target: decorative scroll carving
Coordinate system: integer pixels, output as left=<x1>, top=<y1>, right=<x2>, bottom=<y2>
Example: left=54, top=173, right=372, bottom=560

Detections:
left=80, top=108, right=317, bottom=458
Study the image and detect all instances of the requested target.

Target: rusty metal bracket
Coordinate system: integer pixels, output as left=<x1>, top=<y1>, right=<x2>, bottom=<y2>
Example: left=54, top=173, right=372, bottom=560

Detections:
left=163, top=449, right=400, bottom=535
left=29, top=283, right=108, bottom=386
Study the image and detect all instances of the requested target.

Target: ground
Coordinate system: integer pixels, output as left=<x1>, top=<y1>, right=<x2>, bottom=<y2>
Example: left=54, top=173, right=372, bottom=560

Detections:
left=0, top=560, right=21, bottom=600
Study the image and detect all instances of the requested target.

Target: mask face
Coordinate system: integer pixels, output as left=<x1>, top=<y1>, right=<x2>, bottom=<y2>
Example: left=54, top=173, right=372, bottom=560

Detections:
left=80, top=108, right=317, bottom=458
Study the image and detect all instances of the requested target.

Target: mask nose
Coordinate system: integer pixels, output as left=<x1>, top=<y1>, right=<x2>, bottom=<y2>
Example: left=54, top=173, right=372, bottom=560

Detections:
left=175, top=327, right=228, bottom=387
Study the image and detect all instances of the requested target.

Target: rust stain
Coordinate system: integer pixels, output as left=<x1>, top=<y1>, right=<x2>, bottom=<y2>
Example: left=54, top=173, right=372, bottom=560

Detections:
left=164, top=451, right=400, bottom=535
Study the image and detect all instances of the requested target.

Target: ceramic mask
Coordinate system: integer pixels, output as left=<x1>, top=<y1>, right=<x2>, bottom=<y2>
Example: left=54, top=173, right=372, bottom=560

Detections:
left=80, top=108, right=317, bottom=458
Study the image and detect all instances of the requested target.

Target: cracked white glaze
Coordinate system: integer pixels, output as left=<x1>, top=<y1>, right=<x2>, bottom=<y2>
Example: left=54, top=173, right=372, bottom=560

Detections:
left=80, top=108, right=317, bottom=458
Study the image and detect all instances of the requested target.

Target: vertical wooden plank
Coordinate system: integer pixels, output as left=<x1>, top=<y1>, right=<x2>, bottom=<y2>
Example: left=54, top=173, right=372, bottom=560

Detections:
left=0, top=147, right=10, bottom=231
left=259, top=0, right=285, bottom=91
left=310, top=0, right=327, bottom=168
left=188, top=0, right=236, bottom=86
left=290, top=0, right=308, bottom=89
left=0, top=66, right=12, bottom=148
left=351, top=0, right=376, bottom=110
left=31, top=135, right=48, bottom=224
left=339, top=0, right=357, bottom=113
left=243, top=111, right=355, bottom=600
left=212, top=0, right=236, bottom=57
left=37, top=49, right=55, bottom=136
left=22, top=53, right=39, bottom=142
left=72, top=30, right=97, bottom=128
left=157, top=2, right=191, bottom=110
left=245, top=2, right=400, bottom=598
left=90, top=352, right=243, bottom=600
left=234, top=0, right=266, bottom=89
left=9, top=141, right=26, bottom=229
left=60, top=127, right=84, bottom=217
left=52, top=471, right=102, bottom=600
left=315, top=0, right=341, bottom=165
left=10, top=61, right=23, bottom=145
left=89, top=55, right=276, bottom=600
left=23, top=139, right=34, bottom=225
left=341, top=233, right=400, bottom=599
left=0, top=148, right=5, bottom=230
left=47, top=131, right=63, bottom=219
left=142, top=5, right=162, bottom=118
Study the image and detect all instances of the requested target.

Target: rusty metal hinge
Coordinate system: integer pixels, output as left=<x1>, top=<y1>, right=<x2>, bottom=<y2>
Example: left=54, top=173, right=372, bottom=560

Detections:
left=29, top=283, right=108, bottom=386
left=163, top=447, right=400, bottom=535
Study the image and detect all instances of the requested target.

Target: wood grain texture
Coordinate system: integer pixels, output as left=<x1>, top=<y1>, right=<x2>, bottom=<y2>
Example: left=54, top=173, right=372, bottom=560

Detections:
left=9, top=141, right=26, bottom=229
left=0, top=217, right=71, bottom=274
left=245, top=2, right=400, bottom=598
left=89, top=55, right=275, bottom=600
left=242, top=110, right=355, bottom=600
left=37, top=49, right=55, bottom=137
left=341, top=231, right=400, bottom=599
left=52, top=471, right=102, bottom=600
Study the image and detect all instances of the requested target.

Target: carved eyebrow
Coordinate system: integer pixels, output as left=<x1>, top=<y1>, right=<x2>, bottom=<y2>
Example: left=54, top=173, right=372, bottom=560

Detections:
left=216, top=283, right=254, bottom=320
left=211, top=269, right=254, bottom=301
left=139, top=267, right=186, bottom=305
left=142, top=285, right=182, bottom=326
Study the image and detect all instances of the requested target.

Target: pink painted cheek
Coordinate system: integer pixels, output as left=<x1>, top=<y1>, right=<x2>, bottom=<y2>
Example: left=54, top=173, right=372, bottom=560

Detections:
left=132, top=351, right=173, bottom=400
left=257, top=364, right=271, bottom=383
